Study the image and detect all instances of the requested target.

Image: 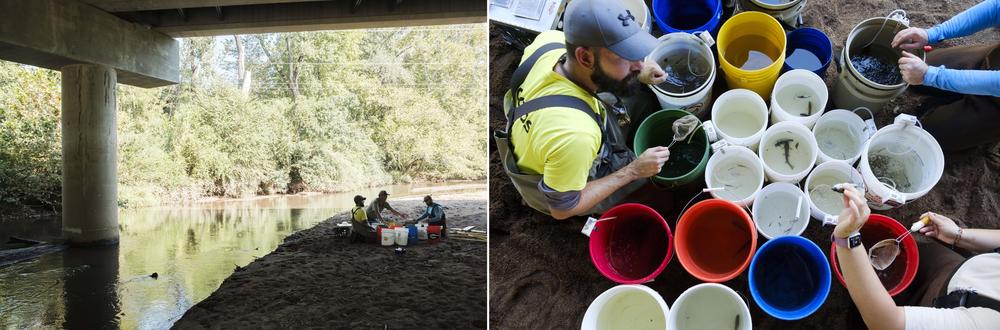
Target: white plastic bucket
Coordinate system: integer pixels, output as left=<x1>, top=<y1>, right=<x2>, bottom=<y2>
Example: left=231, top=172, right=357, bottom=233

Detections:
left=813, top=108, right=875, bottom=165
left=805, top=161, right=864, bottom=225
left=705, top=143, right=766, bottom=207
left=395, top=228, right=409, bottom=246
left=380, top=229, right=395, bottom=246
left=752, top=182, right=810, bottom=239
left=759, top=121, right=818, bottom=183
left=770, top=69, right=828, bottom=129
left=646, top=32, right=717, bottom=117
left=667, top=283, right=752, bottom=330
left=740, top=0, right=806, bottom=27
left=582, top=284, right=669, bottom=330
left=622, top=0, right=653, bottom=33
left=858, top=114, right=944, bottom=210
left=704, top=89, right=769, bottom=149
left=417, top=224, right=429, bottom=240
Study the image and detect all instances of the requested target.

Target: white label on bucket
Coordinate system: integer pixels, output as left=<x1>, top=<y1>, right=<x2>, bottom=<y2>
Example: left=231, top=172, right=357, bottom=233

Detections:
left=582, top=217, right=598, bottom=237
left=864, top=119, right=878, bottom=140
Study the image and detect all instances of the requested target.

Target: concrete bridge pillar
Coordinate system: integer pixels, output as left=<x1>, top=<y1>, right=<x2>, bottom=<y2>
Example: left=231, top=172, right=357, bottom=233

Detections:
left=61, top=64, right=119, bottom=246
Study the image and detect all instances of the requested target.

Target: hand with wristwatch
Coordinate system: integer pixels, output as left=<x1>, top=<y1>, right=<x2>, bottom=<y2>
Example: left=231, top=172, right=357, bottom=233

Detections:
left=832, top=184, right=871, bottom=249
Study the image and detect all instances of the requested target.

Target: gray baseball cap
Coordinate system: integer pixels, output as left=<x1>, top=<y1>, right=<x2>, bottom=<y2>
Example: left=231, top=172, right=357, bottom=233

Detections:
left=563, top=0, right=658, bottom=61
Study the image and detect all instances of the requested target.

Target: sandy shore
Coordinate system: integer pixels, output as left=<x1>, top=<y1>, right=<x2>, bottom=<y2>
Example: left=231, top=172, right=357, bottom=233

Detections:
left=489, top=1, right=1000, bottom=328
left=174, top=191, right=486, bottom=328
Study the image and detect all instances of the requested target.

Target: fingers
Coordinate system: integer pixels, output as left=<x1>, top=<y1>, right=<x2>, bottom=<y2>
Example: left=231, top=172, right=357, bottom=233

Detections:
left=901, top=51, right=920, bottom=60
left=848, top=200, right=861, bottom=224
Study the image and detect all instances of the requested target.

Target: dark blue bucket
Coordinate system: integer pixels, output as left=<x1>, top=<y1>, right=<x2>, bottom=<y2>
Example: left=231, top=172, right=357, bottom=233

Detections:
left=652, top=0, right=722, bottom=35
left=406, top=225, right=418, bottom=242
left=782, top=27, right=833, bottom=78
left=748, top=236, right=831, bottom=320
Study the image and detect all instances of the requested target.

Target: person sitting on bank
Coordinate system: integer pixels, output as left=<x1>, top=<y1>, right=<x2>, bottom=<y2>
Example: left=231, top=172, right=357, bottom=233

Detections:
left=350, top=195, right=378, bottom=243
left=495, top=0, right=670, bottom=220
left=892, top=0, right=1000, bottom=151
left=415, top=195, right=447, bottom=237
left=833, top=185, right=1000, bottom=329
left=366, top=190, right=407, bottom=225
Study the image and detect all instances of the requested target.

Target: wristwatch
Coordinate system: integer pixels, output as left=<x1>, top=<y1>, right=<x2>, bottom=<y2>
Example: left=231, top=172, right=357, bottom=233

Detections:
left=833, top=232, right=862, bottom=249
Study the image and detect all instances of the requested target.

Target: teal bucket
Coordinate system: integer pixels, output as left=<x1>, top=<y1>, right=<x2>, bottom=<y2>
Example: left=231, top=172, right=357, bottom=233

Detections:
left=634, top=109, right=710, bottom=187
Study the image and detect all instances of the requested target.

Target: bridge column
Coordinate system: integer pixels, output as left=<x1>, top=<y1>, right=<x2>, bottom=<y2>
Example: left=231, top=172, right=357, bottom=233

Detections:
left=61, top=64, right=119, bottom=246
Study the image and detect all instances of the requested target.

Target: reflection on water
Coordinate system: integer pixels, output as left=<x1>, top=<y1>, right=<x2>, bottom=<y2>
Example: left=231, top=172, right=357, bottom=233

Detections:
left=0, top=182, right=481, bottom=329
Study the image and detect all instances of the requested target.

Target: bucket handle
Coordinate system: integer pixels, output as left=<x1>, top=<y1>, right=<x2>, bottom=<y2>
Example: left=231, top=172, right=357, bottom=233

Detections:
left=852, top=107, right=875, bottom=121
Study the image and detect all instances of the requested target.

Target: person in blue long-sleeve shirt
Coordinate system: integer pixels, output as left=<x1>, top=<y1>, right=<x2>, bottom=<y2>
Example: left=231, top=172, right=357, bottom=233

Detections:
left=892, top=0, right=1000, bottom=151
left=415, top=195, right=447, bottom=237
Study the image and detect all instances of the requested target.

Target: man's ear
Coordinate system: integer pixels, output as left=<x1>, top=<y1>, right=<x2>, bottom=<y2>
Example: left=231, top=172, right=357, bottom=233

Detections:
left=574, top=46, right=596, bottom=70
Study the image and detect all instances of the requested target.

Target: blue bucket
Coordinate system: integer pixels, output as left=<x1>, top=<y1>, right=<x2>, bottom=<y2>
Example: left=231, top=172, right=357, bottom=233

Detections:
left=748, top=236, right=831, bottom=320
left=782, top=27, right=833, bottom=78
left=652, top=0, right=722, bottom=35
left=406, top=225, right=418, bottom=242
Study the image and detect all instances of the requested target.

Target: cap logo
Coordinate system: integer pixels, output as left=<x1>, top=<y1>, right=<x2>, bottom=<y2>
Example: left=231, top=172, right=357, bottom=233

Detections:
left=618, top=10, right=635, bottom=26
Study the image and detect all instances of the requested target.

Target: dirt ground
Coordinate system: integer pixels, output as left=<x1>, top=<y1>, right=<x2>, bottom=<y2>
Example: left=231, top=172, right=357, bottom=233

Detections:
left=488, top=1, right=1000, bottom=328
left=174, top=191, right=487, bottom=329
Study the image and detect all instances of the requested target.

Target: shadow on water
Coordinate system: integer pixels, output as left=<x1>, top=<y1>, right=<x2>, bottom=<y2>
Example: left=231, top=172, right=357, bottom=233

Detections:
left=0, top=181, right=483, bottom=328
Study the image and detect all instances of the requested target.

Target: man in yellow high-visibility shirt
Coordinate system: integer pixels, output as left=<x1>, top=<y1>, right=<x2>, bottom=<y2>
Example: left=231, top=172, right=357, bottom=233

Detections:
left=496, top=0, right=669, bottom=220
left=350, top=195, right=377, bottom=243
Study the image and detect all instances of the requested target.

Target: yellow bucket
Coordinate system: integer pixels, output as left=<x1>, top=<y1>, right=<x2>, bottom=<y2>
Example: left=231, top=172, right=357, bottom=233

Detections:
left=718, top=11, right=786, bottom=100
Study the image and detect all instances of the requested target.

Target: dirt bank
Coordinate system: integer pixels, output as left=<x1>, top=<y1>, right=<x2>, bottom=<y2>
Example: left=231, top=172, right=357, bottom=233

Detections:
left=175, top=191, right=487, bottom=328
left=489, top=1, right=1000, bottom=328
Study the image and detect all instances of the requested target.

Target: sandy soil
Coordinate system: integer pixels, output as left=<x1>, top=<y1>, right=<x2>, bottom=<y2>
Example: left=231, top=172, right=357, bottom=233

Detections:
left=174, top=192, right=487, bottom=329
left=489, top=1, right=1000, bottom=328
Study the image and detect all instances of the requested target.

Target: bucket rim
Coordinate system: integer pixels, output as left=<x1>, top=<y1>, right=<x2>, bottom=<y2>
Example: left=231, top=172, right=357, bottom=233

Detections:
left=648, top=35, right=717, bottom=97
left=582, top=284, right=670, bottom=329
left=828, top=214, right=919, bottom=296
left=590, top=203, right=675, bottom=284
left=858, top=122, right=945, bottom=199
left=667, top=282, right=751, bottom=330
left=717, top=11, right=788, bottom=76
left=635, top=109, right=711, bottom=181
left=675, top=198, right=757, bottom=282
left=843, top=17, right=924, bottom=90
left=651, top=0, right=724, bottom=35
left=746, top=0, right=804, bottom=10
left=759, top=121, right=819, bottom=179
left=752, top=181, right=810, bottom=239
left=785, top=27, right=834, bottom=68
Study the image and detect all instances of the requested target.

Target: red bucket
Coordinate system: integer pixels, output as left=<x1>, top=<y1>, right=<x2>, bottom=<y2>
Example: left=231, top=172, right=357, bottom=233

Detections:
left=588, top=203, right=674, bottom=284
left=427, top=225, right=442, bottom=243
left=675, top=199, right=757, bottom=282
left=829, top=214, right=918, bottom=296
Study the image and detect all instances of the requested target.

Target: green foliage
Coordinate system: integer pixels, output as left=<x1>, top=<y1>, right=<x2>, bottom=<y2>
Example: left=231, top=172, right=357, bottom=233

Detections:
left=0, top=24, right=486, bottom=209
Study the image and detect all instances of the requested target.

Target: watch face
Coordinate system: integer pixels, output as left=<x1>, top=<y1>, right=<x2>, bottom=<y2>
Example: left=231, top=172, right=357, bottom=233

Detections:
left=849, top=234, right=862, bottom=248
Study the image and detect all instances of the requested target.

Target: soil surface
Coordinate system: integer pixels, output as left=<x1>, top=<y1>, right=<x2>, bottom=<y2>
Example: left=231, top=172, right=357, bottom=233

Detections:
left=175, top=191, right=487, bottom=329
left=489, top=1, right=1000, bottom=328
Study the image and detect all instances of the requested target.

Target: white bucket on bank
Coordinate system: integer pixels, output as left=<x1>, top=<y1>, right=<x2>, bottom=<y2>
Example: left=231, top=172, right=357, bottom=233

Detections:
left=770, top=69, right=828, bottom=129
left=752, top=182, right=810, bottom=239
left=813, top=108, right=875, bottom=165
left=805, top=161, right=864, bottom=225
left=739, top=0, right=806, bottom=27
left=380, top=229, right=395, bottom=246
left=582, top=284, right=669, bottom=330
left=417, top=224, right=429, bottom=240
left=667, top=283, right=752, bottom=330
left=646, top=32, right=717, bottom=117
left=858, top=114, right=944, bottom=210
left=705, top=142, right=766, bottom=207
left=395, top=228, right=409, bottom=246
left=759, top=121, right=819, bottom=183
left=622, top=0, right=653, bottom=33
left=704, top=89, right=769, bottom=149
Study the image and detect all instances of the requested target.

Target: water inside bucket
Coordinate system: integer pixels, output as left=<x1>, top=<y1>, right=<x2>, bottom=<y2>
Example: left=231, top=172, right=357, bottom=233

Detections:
left=757, top=0, right=793, bottom=4
left=597, top=290, right=666, bottom=329
left=851, top=45, right=902, bottom=85
left=717, top=111, right=762, bottom=138
left=808, top=171, right=852, bottom=216
left=757, top=191, right=804, bottom=236
left=662, top=139, right=706, bottom=177
left=673, top=287, right=746, bottom=329
left=762, top=133, right=812, bottom=174
left=755, top=244, right=822, bottom=310
left=711, top=160, right=759, bottom=201
left=869, top=147, right=920, bottom=193
left=606, top=216, right=669, bottom=280
left=786, top=48, right=823, bottom=71
left=816, top=122, right=861, bottom=160
left=656, top=50, right=711, bottom=94
left=860, top=225, right=908, bottom=288
left=664, top=0, right=714, bottom=31
left=776, top=84, right=819, bottom=117
left=726, top=35, right=778, bottom=71
left=687, top=208, right=753, bottom=275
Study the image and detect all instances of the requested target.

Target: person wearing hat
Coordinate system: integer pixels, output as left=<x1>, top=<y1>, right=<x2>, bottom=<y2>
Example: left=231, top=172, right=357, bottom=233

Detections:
left=350, top=195, right=377, bottom=243
left=892, top=0, right=1000, bottom=151
left=832, top=185, right=1000, bottom=329
left=366, top=190, right=407, bottom=225
left=415, top=195, right=447, bottom=237
left=495, top=0, right=670, bottom=220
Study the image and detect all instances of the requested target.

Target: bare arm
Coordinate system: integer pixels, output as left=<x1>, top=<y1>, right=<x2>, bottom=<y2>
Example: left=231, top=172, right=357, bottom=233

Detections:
left=834, top=187, right=905, bottom=330
left=918, top=212, right=1000, bottom=253
left=549, top=146, right=669, bottom=220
